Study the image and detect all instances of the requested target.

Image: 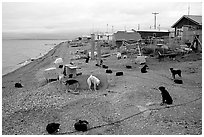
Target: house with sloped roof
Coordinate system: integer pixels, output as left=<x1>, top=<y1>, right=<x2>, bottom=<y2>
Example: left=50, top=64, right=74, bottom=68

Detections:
left=171, top=15, right=202, bottom=44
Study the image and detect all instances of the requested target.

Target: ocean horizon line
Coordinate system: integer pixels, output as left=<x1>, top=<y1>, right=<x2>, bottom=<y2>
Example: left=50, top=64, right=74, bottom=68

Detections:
left=2, top=38, right=69, bottom=40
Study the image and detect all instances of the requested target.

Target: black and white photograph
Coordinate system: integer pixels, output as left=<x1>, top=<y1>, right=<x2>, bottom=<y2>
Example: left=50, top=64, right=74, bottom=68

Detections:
left=1, top=0, right=202, bottom=135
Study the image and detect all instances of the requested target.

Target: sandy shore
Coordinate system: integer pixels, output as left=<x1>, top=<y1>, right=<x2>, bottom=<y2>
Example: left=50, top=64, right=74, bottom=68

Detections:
left=2, top=41, right=202, bottom=135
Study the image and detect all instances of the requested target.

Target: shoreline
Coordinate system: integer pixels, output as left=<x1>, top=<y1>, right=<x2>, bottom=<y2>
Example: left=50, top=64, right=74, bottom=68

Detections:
left=2, top=41, right=66, bottom=77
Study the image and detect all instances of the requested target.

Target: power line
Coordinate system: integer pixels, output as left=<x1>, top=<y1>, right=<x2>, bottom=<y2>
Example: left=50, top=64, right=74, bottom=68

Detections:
left=56, top=97, right=201, bottom=135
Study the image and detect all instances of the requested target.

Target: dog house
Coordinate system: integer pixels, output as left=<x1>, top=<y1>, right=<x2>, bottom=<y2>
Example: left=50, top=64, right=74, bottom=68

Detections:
left=54, top=58, right=63, bottom=68
left=64, top=64, right=77, bottom=78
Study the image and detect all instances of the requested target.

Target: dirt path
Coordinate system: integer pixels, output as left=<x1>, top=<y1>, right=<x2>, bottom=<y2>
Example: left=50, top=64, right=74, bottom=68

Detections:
left=2, top=42, right=202, bottom=135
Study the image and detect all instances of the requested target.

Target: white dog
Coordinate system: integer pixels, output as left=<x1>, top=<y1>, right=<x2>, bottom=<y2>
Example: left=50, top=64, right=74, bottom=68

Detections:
left=87, top=75, right=100, bottom=91
left=116, top=52, right=122, bottom=59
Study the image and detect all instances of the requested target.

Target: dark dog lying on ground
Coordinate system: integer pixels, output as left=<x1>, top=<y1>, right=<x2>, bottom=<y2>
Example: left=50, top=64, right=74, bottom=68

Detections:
left=170, top=68, right=182, bottom=79
left=76, top=72, right=82, bottom=76
left=158, top=86, right=173, bottom=105
left=141, top=65, right=149, bottom=73
left=63, top=79, right=79, bottom=86
left=174, top=79, right=183, bottom=84
left=46, top=123, right=60, bottom=134
left=106, top=69, right=112, bottom=74
left=74, top=120, right=89, bottom=132
left=62, top=79, right=79, bottom=93
left=126, top=65, right=132, bottom=69
left=15, top=82, right=23, bottom=88
left=102, top=65, right=108, bottom=69
left=116, top=72, right=123, bottom=76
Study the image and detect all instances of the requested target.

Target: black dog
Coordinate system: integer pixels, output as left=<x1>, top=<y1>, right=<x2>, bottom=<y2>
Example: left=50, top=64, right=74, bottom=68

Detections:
left=126, top=65, right=132, bottom=69
left=76, top=72, right=82, bottom=76
left=100, top=60, right=103, bottom=65
left=141, top=65, right=149, bottom=73
left=63, top=79, right=79, bottom=86
left=106, top=69, right=112, bottom=74
left=102, top=65, right=108, bottom=68
left=170, top=68, right=182, bottom=79
left=85, top=55, right=90, bottom=63
left=15, top=83, right=23, bottom=88
left=59, top=65, right=64, bottom=68
left=46, top=123, right=60, bottom=134
left=158, top=86, right=173, bottom=105
left=116, top=72, right=123, bottom=76
left=74, top=120, right=89, bottom=132
left=174, top=79, right=183, bottom=84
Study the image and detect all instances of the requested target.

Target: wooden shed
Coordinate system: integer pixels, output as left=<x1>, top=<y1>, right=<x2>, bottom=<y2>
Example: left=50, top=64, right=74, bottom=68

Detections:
left=171, top=15, right=202, bottom=44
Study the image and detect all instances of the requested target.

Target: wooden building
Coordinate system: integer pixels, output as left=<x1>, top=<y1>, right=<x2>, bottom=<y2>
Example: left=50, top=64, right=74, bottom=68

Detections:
left=171, top=15, right=202, bottom=44
left=132, top=29, right=170, bottom=39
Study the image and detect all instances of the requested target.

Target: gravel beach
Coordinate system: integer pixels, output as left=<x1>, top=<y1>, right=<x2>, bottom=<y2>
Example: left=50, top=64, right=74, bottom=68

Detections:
left=2, top=41, right=202, bottom=135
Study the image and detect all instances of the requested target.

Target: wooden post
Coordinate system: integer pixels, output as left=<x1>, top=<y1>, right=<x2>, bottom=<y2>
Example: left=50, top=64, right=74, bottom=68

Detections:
left=97, top=41, right=101, bottom=65
left=91, top=34, right=95, bottom=59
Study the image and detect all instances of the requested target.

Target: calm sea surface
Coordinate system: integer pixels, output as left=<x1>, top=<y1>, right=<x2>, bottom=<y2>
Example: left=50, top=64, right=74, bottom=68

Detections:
left=2, top=39, right=67, bottom=76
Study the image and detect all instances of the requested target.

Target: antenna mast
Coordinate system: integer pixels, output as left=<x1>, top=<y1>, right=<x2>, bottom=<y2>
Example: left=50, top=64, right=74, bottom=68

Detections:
left=152, top=12, right=159, bottom=29
left=188, top=4, right=190, bottom=16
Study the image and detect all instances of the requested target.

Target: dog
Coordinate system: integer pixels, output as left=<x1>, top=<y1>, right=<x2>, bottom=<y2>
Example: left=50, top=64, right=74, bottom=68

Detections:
left=116, top=72, right=123, bottom=76
left=116, top=52, right=122, bottom=59
left=100, top=60, right=103, bottom=65
left=74, top=120, right=89, bottom=132
left=95, top=64, right=100, bottom=67
left=85, top=55, right=90, bottom=63
left=174, top=79, right=183, bottom=84
left=87, top=75, right=100, bottom=91
left=126, top=65, right=132, bottom=69
left=106, top=69, right=112, bottom=74
left=76, top=72, right=82, bottom=76
left=15, top=82, right=23, bottom=88
left=62, top=79, right=79, bottom=93
left=46, top=123, right=60, bottom=134
left=58, top=65, right=64, bottom=68
left=63, top=79, right=79, bottom=86
left=158, top=86, right=173, bottom=105
left=102, top=65, right=108, bottom=69
left=141, top=65, right=149, bottom=73
left=170, top=68, right=182, bottom=79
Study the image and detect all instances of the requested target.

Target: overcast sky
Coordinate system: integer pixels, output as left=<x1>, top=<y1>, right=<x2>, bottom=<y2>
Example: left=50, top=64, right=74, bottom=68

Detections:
left=2, top=0, right=202, bottom=39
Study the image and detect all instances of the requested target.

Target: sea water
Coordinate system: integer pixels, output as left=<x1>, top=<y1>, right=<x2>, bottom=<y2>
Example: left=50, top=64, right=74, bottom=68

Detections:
left=2, top=39, right=67, bottom=76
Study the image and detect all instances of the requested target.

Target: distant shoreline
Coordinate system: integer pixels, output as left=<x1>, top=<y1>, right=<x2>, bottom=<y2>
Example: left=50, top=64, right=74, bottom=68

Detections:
left=2, top=40, right=66, bottom=76
left=2, top=38, right=68, bottom=40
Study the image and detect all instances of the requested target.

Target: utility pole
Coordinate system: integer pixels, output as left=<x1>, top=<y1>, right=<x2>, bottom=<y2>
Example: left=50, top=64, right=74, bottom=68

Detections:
left=152, top=12, right=159, bottom=29
left=106, top=24, right=108, bottom=33
left=188, top=4, right=190, bottom=16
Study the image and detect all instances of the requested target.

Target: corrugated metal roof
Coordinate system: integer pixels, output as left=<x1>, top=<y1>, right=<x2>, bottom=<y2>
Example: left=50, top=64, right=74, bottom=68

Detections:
left=172, top=15, right=202, bottom=28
